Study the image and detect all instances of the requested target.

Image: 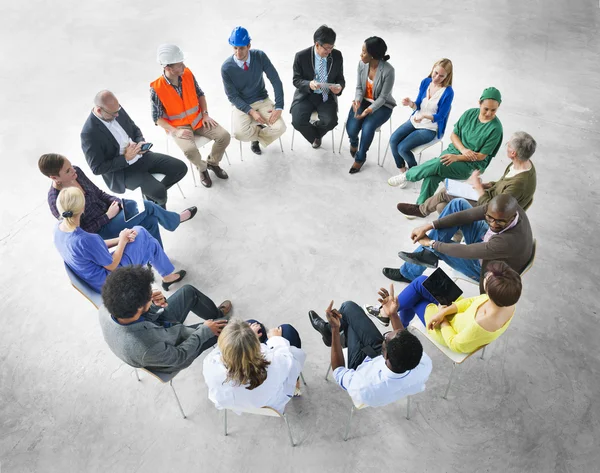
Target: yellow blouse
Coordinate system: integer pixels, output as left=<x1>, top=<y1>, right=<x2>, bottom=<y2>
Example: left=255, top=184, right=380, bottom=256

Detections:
left=424, top=294, right=514, bottom=354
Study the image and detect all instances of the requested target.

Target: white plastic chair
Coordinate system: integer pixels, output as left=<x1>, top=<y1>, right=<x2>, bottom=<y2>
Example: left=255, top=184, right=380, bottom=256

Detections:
left=134, top=367, right=187, bottom=419
left=230, top=107, right=284, bottom=161
left=407, top=317, right=487, bottom=399
left=151, top=173, right=185, bottom=199
left=338, top=117, right=393, bottom=164
left=291, top=110, right=336, bottom=153
left=381, top=137, right=443, bottom=168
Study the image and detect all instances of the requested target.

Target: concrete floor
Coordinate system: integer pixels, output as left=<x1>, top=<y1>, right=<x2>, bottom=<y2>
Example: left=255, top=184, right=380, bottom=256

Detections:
left=1, top=0, right=599, bottom=472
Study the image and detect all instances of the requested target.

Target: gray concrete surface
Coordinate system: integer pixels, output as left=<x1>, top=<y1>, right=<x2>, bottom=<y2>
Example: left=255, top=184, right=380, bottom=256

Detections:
left=1, top=0, right=599, bottom=472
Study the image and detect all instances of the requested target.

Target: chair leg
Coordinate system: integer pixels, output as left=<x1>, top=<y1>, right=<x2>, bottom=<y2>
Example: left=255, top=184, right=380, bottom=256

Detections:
left=169, top=380, right=186, bottom=419
left=279, top=137, right=284, bottom=153
left=283, top=413, right=295, bottom=447
left=190, top=164, right=197, bottom=187
left=325, top=364, right=331, bottom=380
left=331, top=128, right=335, bottom=154
left=377, top=130, right=382, bottom=166
left=480, top=346, right=487, bottom=360
left=443, top=363, right=457, bottom=400
left=176, top=183, right=186, bottom=199
left=343, top=406, right=355, bottom=441
left=300, top=372, right=307, bottom=385
left=239, top=140, right=243, bottom=162
left=223, top=409, right=227, bottom=436
left=406, top=396, right=411, bottom=420
left=224, top=151, right=231, bottom=166
left=338, top=124, right=345, bottom=154
left=291, top=128, right=295, bottom=151
left=134, top=368, right=140, bottom=382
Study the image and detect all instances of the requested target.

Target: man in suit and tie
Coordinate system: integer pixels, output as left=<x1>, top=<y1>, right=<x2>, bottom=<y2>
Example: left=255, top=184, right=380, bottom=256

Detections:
left=291, top=25, right=345, bottom=149
left=81, top=90, right=187, bottom=207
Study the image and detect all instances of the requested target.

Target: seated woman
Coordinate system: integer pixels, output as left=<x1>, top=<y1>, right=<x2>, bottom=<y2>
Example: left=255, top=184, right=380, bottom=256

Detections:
left=391, top=87, right=503, bottom=205
left=203, top=319, right=306, bottom=414
left=40, top=153, right=196, bottom=248
left=54, top=187, right=185, bottom=293
left=345, top=36, right=396, bottom=174
left=387, top=261, right=521, bottom=353
left=387, top=59, right=454, bottom=187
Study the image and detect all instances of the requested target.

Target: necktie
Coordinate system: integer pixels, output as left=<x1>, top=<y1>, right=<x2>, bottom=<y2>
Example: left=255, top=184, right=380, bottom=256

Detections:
left=243, top=61, right=249, bottom=71
left=318, top=58, right=328, bottom=102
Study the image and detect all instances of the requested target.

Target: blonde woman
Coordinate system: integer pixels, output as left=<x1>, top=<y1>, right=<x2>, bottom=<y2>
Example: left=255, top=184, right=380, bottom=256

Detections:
left=388, top=59, right=455, bottom=187
left=203, top=319, right=306, bottom=414
left=54, top=187, right=185, bottom=293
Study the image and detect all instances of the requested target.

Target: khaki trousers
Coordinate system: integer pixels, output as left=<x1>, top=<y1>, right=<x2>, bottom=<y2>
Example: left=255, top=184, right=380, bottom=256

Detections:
left=231, top=98, right=287, bottom=147
left=419, top=189, right=477, bottom=217
left=170, top=124, right=231, bottom=172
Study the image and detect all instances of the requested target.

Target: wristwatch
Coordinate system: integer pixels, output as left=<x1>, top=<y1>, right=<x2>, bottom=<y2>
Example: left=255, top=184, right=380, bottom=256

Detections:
left=429, top=239, right=436, bottom=248
left=202, top=111, right=209, bottom=115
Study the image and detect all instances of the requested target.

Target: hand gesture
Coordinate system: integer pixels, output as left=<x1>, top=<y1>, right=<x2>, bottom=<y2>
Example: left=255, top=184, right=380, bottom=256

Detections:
left=309, top=80, right=320, bottom=91
left=440, top=154, right=459, bottom=166
left=410, top=224, right=431, bottom=244
left=106, top=200, right=120, bottom=219
left=118, top=228, right=135, bottom=245
left=377, top=285, right=399, bottom=317
left=325, top=300, right=342, bottom=330
left=401, top=97, right=412, bottom=107
left=417, top=236, right=433, bottom=247
left=462, top=149, right=479, bottom=162
left=268, top=109, right=282, bottom=126
left=124, top=142, right=141, bottom=161
left=250, top=322, right=263, bottom=338
left=413, top=112, right=423, bottom=123
left=202, top=114, right=218, bottom=130
left=329, top=84, right=342, bottom=95
left=267, top=327, right=283, bottom=339
left=249, top=109, right=267, bottom=125
left=205, top=319, right=228, bottom=336
left=352, top=100, right=361, bottom=113
left=151, top=290, right=168, bottom=308
left=174, top=128, right=194, bottom=140
left=427, top=305, right=448, bottom=330
left=356, top=107, right=373, bottom=120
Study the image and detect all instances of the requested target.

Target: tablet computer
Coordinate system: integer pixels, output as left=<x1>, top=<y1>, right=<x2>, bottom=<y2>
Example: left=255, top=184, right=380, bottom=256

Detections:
left=422, top=268, right=463, bottom=306
left=120, top=188, right=145, bottom=222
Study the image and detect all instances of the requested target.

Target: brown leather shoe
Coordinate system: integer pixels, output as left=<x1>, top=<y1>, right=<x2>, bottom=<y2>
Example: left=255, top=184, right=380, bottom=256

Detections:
left=207, top=164, right=229, bottom=179
left=200, top=170, right=212, bottom=188
left=218, top=300, right=232, bottom=317
left=396, top=203, right=425, bottom=219
left=312, top=137, right=322, bottom=149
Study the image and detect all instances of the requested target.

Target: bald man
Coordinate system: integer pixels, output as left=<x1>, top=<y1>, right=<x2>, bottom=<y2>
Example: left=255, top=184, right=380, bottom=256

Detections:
left=81, top=90, right=187, bottom=207
left=383, top=194, right=534, bottom=293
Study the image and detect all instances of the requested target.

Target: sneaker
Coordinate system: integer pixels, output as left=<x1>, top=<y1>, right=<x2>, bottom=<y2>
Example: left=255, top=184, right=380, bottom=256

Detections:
left=388, top=173, right=408, bottom=188
left=363, top=304, right=390, bottom=327
left=396, top=203, right=425, bottom=219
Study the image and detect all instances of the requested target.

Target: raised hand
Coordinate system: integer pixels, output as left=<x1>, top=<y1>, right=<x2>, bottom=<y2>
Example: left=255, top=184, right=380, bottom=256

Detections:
left=325, top=300, right=342, bottom=330
left=377, top=284, right=399, bottom=317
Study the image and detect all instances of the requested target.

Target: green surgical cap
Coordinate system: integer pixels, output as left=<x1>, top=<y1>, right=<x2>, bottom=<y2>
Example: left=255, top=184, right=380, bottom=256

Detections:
left=480, top=87, right=502, bottom=104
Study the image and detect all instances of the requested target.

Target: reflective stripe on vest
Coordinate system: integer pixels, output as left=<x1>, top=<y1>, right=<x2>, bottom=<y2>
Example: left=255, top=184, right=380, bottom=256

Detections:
left=150, top=68, right=203, bottom=130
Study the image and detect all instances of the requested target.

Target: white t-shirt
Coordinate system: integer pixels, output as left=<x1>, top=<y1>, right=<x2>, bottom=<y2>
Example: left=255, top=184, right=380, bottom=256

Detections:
left=411, top=86, right=446, bottom=132
left=203, top=336, right=306, bottom=414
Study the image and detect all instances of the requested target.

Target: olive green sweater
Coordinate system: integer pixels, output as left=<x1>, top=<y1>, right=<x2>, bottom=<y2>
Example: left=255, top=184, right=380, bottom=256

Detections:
left=478, top=162, right=536, bottom=210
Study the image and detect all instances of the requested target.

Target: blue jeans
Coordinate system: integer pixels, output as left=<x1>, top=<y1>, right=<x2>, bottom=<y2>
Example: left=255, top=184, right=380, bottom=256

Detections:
left=345, top=101, right=393, bottom=163
left=400, top=198, right=488, bottom=282
left=245, top=319, right=302, bottom=348
left=396, top=276, right=438, bottom=327
left=97, top=200, right=180, bottom=248
left=389, top=119, right=436, bottom=169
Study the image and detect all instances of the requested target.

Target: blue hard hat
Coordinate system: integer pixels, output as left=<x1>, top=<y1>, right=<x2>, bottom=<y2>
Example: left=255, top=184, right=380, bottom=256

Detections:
left=228, top=26, right=251, bottom=47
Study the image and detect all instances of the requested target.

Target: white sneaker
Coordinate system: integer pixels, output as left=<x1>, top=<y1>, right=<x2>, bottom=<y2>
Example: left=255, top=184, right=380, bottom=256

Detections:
left=388, top=173, right=408, bottom=188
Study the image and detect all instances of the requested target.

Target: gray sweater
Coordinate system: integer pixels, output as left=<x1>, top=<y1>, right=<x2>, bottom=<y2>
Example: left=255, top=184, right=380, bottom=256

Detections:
left=354, top=60, right=397, bottom=112
left=221, top=50, right=284, bottom=113
left=99, top=305, right=215, bottom=373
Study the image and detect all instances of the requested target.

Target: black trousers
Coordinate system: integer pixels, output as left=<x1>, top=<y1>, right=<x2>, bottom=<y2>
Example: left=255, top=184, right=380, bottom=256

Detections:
left=339, top=301, right=384, bottom=370
left=123, top=151, right=188, bottom=206
left=291, top=94, right=338, bottom=144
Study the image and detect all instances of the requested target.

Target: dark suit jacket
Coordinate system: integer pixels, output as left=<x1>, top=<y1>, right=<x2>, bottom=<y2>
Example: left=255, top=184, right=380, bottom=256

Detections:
left=80, top=108, right=145, bottom=194
left=291, top=46, right=345, bottom=111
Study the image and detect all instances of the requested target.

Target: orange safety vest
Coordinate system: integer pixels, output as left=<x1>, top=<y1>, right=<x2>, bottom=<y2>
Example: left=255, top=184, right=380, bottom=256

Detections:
left=150, top=68, right=203, bottom=130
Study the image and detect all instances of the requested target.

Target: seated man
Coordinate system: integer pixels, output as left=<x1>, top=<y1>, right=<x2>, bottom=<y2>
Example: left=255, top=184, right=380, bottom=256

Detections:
left=99, top=265, right=231, bottom=373
left=383, top=194, right=534, bottom=294
left=221, top=26, right=286, bottom=155
left=391, top=87, right=503, bottom=205
left=152, top=44, right=231, bottom=189
left=291, top=25, right=345, bottom=149
left=308, top=287, right=432, bottom=407
left=397, top=131, right=537, bottom=218
left=81, top=90, right=187, bottom=207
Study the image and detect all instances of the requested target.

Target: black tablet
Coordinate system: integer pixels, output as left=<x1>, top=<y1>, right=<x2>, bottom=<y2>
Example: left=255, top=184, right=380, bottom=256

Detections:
left=422, top=268, right=464, bottom=306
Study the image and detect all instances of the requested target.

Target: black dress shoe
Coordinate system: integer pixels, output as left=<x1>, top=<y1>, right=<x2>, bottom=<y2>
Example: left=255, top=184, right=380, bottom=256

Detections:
left=181, top=206, right=197, bottom=223
left=200, top=170, right=212, bottom=188
left=382, top=267, right=412, bottom=283
left=308, top=310, right=332, bottom=347
left=251, top=141, right=262, bottom=155
left=312, top=137, right=322, bottom=149
left=162, top=270, right=187, bottom=292
left=398, top=250, right=439, bottom=268
left=349, top=161, right=363, bottom=174
left=350, top=146, right=358, bottom=158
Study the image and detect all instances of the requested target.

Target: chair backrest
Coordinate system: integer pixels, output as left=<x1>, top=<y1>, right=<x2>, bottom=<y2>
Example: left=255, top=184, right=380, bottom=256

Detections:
left=520, top=239, right=537, bottom=277
left=408, top=318, right=485, bottom=364
left=64, top=263, right=103, bottom=309
left=225, top=405, right=282, bottom=417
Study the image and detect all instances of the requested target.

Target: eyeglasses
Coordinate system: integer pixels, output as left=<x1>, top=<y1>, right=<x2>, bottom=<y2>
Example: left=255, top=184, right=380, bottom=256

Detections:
left=319, top=43, right=335, bottom=53
left=485, top=213, right=511, bottom=225
left=100, top=105, right=121, bottom=117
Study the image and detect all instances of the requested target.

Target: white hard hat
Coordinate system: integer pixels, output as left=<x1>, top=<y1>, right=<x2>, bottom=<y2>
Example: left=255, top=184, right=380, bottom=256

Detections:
left=157, top=44, right=185, bottom=66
